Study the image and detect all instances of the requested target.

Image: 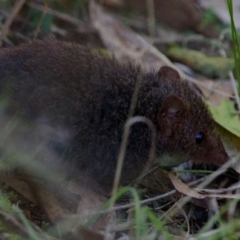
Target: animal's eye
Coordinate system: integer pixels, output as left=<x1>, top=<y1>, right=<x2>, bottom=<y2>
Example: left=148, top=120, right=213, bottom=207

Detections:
left=196, top=132, right=204, bottom=144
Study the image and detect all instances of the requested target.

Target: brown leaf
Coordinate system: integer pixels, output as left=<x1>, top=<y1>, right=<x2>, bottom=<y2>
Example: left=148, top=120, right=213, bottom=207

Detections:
left=69, top=180, right=116, bottom=234
left=168, top=173, right=205, bottom=199
left=169, top=173, right=240, bottom=200
left=90, top=0, right=177, bottom=72
left=194, top=79, right=234, bottom=106
left=0, top=175, right=37, bottom=204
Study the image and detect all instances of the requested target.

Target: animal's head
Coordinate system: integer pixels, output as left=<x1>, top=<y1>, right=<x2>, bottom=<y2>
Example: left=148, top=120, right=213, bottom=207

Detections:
left=156, top=66, right=228, bottom=167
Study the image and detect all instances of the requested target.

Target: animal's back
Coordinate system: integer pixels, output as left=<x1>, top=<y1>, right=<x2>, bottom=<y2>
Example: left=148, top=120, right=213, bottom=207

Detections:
left=0, top=40, right=147, bottom=192
left=0, top=40, right=135, bottom=124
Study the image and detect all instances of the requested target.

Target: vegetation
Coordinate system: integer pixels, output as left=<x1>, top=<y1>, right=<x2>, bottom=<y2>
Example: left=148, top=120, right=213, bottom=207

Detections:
left=0, top=0, right=239, bottom=239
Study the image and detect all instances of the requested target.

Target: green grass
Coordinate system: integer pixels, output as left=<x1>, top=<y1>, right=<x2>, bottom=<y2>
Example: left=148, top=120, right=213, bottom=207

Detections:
left=226, top=0, right=240, bottom=95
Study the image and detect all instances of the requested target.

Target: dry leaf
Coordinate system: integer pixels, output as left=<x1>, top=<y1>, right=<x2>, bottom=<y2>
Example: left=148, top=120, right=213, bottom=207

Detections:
left=195, top=79, right=233, bottom=106
left=69, top=180, right=116, bottom=234
left=0, top=175, right=37, bottom=204
left=169, top=173, right=240, bottom=200
left=169, top=173, right=205, bottom=199
left=89, top=0, right=177, bottom=72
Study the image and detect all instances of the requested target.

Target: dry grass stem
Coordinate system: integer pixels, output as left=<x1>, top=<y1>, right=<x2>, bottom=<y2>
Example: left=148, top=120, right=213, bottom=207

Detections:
left=0, top=0, right=26, bottom=46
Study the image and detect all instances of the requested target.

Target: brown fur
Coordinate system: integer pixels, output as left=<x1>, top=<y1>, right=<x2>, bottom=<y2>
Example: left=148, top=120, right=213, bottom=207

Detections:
left=0, top=40, right=228, bottom=193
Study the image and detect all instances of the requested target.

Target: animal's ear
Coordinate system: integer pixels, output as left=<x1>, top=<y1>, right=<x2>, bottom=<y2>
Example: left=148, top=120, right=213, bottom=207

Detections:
left=157, top=95, right=188, bottom=137
left=157, top=66, right=180, bottom=79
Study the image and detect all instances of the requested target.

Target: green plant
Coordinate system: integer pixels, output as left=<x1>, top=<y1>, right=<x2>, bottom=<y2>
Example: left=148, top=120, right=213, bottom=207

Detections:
left=226, top=0, right=240, bottom=95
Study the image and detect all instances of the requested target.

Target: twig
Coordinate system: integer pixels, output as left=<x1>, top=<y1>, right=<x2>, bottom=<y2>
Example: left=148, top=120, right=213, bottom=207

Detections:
left=195, top=181, right=240, bottom=194
left=172, top=158, right=235, bottom=212
left=146, top=0, right=155, bottom=38
left=186, top=75, right=233, bottom=99
left=0, top=210, right=29, bottom=238
left=28, top=2, right=95, bottom=33
left=100, top=158, right=235, bottom=214
left=0, top=0, right=26, bottom=46
left=98, top=177, right=205, bottom=214
left=111, top=72, right=144, bottom=198
left=33, top=0, right=49, bottom=39
left=0, top=210, right=58, bottom=240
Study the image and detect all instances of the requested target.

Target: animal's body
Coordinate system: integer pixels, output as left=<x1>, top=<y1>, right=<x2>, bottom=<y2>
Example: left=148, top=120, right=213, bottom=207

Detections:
left=0, top=40, right=228, bottom=193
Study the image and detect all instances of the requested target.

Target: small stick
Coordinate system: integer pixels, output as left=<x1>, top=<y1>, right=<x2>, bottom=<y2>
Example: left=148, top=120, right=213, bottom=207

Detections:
left=33, top=0, right=49, bottom=39
left=0, top=0, right=26, bottom=46
left=146, top=0, right=155, bottom=38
